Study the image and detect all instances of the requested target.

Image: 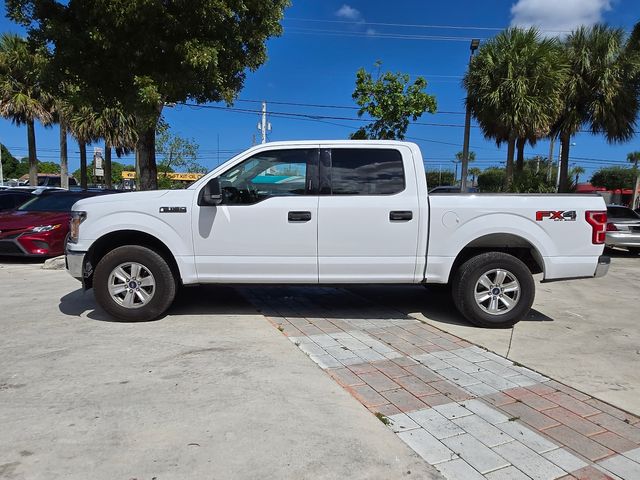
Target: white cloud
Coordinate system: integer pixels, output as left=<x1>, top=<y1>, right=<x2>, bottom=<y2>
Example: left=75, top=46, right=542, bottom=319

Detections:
left=335, top=4, right=362, bottom=21
left=510, top=0, right=612, bottom=33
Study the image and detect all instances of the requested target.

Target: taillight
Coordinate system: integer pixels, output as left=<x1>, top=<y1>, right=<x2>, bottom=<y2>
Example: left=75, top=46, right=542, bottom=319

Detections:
left=606, top=223, right=617, bottom=232
left=585, top=211, right=607, bottom=244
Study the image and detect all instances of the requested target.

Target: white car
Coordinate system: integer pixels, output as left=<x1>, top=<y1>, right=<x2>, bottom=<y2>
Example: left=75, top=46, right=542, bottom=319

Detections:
left=66, top=141, right=609, bottom=327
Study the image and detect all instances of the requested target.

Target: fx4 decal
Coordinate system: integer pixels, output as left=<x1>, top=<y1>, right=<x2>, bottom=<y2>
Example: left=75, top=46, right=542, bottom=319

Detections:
left=536, top=210, right=577, bottom=222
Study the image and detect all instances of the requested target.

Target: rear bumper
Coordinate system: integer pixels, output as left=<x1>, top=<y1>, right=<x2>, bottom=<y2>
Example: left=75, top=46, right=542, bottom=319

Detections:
left=541, top=254, right=610, bottom=282
left=594, top=255, right=610, bottom=278
left=605, top=232, right=640, bottom=248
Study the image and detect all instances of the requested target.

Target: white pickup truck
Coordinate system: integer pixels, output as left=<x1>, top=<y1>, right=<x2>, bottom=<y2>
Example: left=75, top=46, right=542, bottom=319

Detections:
left=66, top=141, right=610, bottom=327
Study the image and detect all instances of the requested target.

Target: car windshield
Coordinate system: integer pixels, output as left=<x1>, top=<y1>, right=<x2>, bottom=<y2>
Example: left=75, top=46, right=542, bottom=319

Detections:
left=607, top=206, right=640, bottom=220
left=18, top=194, right=89, bottom=212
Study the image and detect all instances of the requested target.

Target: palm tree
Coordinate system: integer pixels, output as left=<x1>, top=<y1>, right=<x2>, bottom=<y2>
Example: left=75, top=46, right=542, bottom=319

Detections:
left=67, top=105, right=99, bottom=189
left=571, top=166, right=585, bottom=184
left=554, top=24, right=640, bottom=192
left=468, top=167, right=482, bottom=186
left=464, top=27, right=567, bottom=189
left=628, top=151, right=640, bottom=169
left=94, top=106, right=137, bottom=189
left=0, top=33, right=53, bottom=186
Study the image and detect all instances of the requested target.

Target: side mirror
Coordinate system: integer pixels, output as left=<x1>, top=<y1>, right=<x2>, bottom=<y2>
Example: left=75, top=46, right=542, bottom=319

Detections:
left=198, top=177, right=223, bottom=206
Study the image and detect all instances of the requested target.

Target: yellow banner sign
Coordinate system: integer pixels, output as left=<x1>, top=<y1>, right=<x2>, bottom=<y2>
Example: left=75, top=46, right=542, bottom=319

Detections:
left=121, top=171, right=205, bottom=181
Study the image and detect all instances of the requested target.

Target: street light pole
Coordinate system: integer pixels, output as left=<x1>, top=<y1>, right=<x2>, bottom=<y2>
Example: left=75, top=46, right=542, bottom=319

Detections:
left=460, top=39, right=480, bottom=193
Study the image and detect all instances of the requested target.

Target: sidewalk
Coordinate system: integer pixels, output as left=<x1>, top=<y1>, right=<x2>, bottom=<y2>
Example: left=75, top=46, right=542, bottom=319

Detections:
left=245, top=286, right=640, bottom=480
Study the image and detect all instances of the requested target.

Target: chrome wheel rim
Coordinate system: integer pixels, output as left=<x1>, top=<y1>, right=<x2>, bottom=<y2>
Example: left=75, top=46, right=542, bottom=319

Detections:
left=474, top=269, right=520, bottom=316
left=108, top=262, right=156, bottom=309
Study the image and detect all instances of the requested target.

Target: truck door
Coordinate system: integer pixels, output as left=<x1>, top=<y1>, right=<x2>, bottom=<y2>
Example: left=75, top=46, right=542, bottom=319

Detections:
left=192, top=147, right=319, bottom=283
left=317, top=146, right=421, bottom=282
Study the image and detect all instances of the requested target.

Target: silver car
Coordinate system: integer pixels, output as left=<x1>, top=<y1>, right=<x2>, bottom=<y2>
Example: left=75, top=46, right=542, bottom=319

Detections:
left=606, top=205, right=640, bottom=255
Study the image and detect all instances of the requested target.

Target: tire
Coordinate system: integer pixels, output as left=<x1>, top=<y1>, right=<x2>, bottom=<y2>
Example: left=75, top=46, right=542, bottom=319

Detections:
left=628, top=247, right=640, bottom=255
left=93, top=245, right=177, bottom=322
left=451, top=252, right=534, bottom=328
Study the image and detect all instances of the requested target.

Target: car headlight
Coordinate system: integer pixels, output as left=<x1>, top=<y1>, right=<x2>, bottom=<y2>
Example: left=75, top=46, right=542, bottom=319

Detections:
left=69, top=211, right=87, bottom=243
left=30, top=224, right=62, bottom=233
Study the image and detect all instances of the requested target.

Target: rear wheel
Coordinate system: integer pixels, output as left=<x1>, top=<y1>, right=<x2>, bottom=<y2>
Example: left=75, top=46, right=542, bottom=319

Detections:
left=451, top=252, right=534, bottom=328
left=94, top=245, right=177, bottom=322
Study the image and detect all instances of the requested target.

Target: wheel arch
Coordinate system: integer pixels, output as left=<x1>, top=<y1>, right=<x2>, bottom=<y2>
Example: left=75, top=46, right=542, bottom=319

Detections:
left=83, top=230, right=181, bottom=289
left=448, top=233, right=545, bottom=283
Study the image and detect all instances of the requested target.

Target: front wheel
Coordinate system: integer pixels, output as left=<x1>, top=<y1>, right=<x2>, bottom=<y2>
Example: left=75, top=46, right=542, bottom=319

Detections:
left=93, top=245, right=177, bottom=322
left=451, top=252, right=534, bottom=328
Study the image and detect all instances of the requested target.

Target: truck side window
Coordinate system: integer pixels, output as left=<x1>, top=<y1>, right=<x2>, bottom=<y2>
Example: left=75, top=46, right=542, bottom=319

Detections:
left=329, top=148, right=405, bottom=195
left=218, top=149, right=317, bottom=205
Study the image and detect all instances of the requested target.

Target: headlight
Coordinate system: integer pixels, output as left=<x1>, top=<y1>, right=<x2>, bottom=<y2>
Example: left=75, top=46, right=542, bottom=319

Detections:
left=30, top=224, right=61, bottom=233
left=69, top=211, right=87, bottom=243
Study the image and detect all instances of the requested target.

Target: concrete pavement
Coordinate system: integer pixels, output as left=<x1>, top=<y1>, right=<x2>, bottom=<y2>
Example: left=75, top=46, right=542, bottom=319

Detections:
left=0, top=262, right=440, bottom=480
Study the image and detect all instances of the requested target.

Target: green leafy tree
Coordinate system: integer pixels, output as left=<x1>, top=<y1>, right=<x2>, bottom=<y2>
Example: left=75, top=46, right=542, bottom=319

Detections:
left=512, top=159, right=559, bottom=193
left=464, top=28, right=567, bottom=188
left=38, top=161, right=60, bottom=173
left=478, top=168, right=507, bottom=192
left=73, top=160, right=134, bottom=187
left=1, top=143, right=19, bottom=179
left=351, top=62, right=437, bottom=140
left=94, top=105, right=138, bottom=189
left=554, top=24, right=640, bottom=192
left=156, top=120, right=203, bottom=175
left=8, top=0, right=290, bottom=190
left=591, top=167, right=636, bottom=191
left=0, top=33, right=53, bottom=186
left=425, top=170, right=455, bottom=188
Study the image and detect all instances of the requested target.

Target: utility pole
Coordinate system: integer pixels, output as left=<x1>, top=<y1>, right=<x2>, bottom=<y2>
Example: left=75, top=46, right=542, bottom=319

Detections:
left=460, top=38, right=480, bottom=193
left=257, top=101, right=271, bottom=144
left=452, top=160, right=460, bottom=184
left=0, top=144, right=4, bottom=186
left=547, top=137, right=555, bottom=182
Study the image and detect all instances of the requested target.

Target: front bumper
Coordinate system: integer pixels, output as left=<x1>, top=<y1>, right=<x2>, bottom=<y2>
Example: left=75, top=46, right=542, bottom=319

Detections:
left=605, top=231, right=640, bottom=248
left=594, top=255, right=610, bottom=278
left=66, top=249, right=86, bottom=281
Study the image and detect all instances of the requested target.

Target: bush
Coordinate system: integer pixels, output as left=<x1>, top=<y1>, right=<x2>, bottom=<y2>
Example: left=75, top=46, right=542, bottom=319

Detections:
left=425, top=170, right=455, bottom=188
left=478, top=168, right=506, bottom=192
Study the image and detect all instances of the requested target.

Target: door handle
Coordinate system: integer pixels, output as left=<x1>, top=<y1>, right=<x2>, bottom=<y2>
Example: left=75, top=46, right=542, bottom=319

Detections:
left=390, top=211, right=413, bottom=221
left=288, top=211, right=312, bottom=222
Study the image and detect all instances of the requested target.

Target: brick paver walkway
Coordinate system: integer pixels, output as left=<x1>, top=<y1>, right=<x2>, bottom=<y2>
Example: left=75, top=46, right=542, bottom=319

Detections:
left=242, top=286, right=640, bottom=480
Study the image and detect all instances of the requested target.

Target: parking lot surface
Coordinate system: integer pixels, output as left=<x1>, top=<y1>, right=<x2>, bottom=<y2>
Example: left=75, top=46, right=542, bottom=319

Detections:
left=1, top=253, right=639, bottom=480
left=0, top=262, right=438, bottom=480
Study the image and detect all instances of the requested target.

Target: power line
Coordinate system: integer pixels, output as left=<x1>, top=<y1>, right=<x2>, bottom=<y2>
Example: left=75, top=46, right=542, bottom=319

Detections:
left=286, top=27, right=481, bottom=42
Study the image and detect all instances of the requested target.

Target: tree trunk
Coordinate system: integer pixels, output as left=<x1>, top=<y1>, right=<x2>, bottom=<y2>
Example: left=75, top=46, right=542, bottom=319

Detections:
left=27, top=119, right=38, bottom=186
left=504, top=134, right=516, bottom=190
left=79, top=141, right=88, bottom=190
left=137, top=123, right=158, bottom=190
left=104, top=141, right=112, bottom=189
left=632, top=172, right=640, bottom=210
left=516, top=137, right=526, bottom=173
left=559, top=131, right=571, bottom=193
left=59, top=120, right=69, bottom=189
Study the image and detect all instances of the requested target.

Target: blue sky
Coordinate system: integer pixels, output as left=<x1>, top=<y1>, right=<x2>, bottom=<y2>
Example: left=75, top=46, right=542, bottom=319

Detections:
left=0, top=0, right=639, bottom=180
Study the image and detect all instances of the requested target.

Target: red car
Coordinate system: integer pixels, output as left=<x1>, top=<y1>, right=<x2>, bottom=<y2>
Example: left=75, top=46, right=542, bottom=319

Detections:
left=0, top=191, right=115, bottom=257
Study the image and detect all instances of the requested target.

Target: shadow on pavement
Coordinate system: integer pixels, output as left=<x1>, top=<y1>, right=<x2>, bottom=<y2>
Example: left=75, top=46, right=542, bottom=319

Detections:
left=0, top=255, right=46, bottom=265
left=58, top=284, right=258, bottom=322
left=243, top=284, right=554, bottom=330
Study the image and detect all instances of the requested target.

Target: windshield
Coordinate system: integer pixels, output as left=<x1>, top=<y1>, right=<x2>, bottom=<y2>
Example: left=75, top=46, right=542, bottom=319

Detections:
left=18, top=194, right=89, bottom=212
